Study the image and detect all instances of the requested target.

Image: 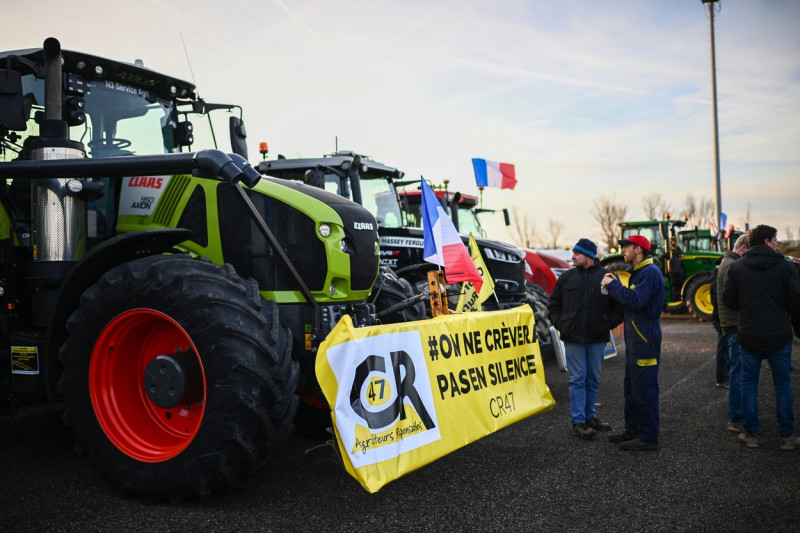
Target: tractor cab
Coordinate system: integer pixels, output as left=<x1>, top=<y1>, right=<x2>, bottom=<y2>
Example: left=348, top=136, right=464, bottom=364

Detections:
left=1, top=47, right=247, bottom=163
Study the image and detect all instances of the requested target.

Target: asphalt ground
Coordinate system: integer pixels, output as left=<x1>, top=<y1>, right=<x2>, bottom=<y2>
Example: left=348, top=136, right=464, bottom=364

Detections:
left=1, top=316, right=798, bottom=532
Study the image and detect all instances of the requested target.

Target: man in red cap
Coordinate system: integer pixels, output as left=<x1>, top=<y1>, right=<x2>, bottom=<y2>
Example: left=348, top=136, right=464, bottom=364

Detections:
left=600, top=234, right=664, bottom=450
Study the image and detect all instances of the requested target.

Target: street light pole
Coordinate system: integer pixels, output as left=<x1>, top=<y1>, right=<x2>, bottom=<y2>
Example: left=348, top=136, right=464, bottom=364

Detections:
left=702, top=0, right=722, bottom=237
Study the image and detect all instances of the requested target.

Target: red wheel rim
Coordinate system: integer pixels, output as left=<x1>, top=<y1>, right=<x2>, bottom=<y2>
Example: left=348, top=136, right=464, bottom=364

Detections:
left=89, top=309, right=206, bottom=462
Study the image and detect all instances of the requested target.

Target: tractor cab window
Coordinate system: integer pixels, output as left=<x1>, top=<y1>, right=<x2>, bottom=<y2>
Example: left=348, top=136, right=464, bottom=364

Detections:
left=5, top=74, right=235, bottom=161
left=622, top=226, right=664, bottom=257
left=9, top=74, right=175, bottom=159
left=456, top=205, right=484, bottom=237
left=680, top=233, right=713, bottom=252
left=359, top=178, right=402, bottom=229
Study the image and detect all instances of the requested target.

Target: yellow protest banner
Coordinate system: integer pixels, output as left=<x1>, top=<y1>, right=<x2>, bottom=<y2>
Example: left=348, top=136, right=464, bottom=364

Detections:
left=315, top=305, right=555, bottom=493
left=456, top=233, right=495, bottom=312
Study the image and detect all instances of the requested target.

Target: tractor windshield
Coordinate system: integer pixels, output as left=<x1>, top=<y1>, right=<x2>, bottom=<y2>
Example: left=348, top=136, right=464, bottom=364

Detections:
left=398, top=193, right=484, bottom=236
left=456, top=205, right=484, bottom=237
left=621, top=225, right=664, bottom=257
left=3, top=74, right=232, bottom=161
left=5, top=74, right=175, bottom=159
left=679, top=231, right=713, bottom=252
left=360, top=178, right=403, bottom=229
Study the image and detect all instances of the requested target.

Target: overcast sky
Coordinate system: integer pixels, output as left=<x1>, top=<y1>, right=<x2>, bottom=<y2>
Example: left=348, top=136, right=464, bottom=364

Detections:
left=5, top=0, right=799, bottom=248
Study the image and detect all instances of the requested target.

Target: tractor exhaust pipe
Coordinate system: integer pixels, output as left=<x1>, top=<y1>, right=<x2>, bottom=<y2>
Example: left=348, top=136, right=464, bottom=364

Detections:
left=30, top=38, right=88, bottom=264
left=43, top=37, right=63, bottom=123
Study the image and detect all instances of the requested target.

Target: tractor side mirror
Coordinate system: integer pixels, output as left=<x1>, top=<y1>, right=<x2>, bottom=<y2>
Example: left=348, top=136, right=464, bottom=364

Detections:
left=304, top=168, right=326, bottom=189
left=229, top=116, right=248, bottom=160
left=0, top=69, right=26, bottom=131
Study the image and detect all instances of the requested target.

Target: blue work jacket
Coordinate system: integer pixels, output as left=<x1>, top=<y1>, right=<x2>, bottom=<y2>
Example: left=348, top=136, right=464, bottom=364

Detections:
left=606, top=258, right=664, bottom=359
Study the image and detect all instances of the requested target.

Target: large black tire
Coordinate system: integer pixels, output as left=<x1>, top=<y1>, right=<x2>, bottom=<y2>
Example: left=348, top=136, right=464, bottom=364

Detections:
left=526, top=289, right=554, bottom=359
left=685, top=272, right=714, bottom=322
left=370, top=266, right=426, bottom=323
left=525, top=280, right=550, bottom=308
left=58, top=255, right=298, bottom=501
left=664, top=300, right=688, bottom=315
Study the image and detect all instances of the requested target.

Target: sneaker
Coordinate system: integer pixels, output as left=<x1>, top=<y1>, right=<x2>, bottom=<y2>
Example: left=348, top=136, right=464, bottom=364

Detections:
left=737, top=431, right=759, bottom=448
left=573, top=423, right=597, bottom=440
left=779, top=436, right=799, bottom=451
left=586, top=418, right=613, bottom=432
left=620, top=438, right=659, bottom=451
left=608, top=431, right=636, bottom=444
left=716, top=381, right=729, bottom=389
left=727, top=422, right=743, bottom=433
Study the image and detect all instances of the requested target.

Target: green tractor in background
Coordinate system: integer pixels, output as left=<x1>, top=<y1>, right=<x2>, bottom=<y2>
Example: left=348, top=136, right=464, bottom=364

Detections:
left=599, top=215, right=741, bottom=322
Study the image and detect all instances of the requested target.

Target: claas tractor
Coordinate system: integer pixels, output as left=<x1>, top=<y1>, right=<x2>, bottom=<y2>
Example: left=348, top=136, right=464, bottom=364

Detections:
left=0, top=38, right=381, bottom=500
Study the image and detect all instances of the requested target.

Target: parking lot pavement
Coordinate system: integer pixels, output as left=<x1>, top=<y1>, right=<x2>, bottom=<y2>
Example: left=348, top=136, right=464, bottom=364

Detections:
left=1, top=317, right=798, bottom=532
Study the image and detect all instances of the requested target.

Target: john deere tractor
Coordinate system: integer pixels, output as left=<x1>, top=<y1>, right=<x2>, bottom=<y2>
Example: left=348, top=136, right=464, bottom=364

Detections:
left=599, top=216, right=735, bottom=321
left=1, top=39, right=381, bottom=500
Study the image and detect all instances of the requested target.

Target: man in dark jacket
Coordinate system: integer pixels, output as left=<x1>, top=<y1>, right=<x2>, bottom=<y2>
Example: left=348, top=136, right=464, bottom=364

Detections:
left=601, top=234, right=664, bottom=451
left=548, top=238, right=624, bottom=440
left=716, top=233, right=749, bottom=432
left=722, top=224, right=800, bottom=450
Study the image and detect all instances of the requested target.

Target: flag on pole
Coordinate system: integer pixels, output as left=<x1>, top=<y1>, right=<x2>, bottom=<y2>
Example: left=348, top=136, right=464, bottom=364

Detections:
left=456, top=233, right=495, bottom=312
left=708, top=216, right=719, bottom=237
left=471, top=158, right=517, bottom=190
left=720, top=212, right=734, bottom=238
left=421, top=177, right=483, bottom=293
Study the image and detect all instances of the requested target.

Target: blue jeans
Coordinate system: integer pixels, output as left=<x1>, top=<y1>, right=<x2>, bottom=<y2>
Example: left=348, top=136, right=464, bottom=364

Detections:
left=740, top=343, right=794, bottom=437
left=565, top=341, right=606, bottom=425
left=725, top=332, right=743, bottom=424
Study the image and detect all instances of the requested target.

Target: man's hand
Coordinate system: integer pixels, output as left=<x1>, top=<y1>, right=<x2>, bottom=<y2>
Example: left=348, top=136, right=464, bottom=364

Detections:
left=601, top=273, right=616, bottom=287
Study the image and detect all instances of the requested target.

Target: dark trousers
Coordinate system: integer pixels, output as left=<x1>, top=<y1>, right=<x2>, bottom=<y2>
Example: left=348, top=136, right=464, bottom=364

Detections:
left=624, top=356, right=660, bottom=444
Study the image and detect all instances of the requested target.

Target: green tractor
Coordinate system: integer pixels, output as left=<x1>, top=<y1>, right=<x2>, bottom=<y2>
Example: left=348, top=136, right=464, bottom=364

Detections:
left=1, top=39, right=381, bottom=500
left=599, top=216, right=738, bottom=321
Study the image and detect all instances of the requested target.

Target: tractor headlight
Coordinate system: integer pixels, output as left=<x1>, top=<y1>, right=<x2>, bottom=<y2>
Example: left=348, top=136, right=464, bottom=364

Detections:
left=319, top=223, right=332, bottom=238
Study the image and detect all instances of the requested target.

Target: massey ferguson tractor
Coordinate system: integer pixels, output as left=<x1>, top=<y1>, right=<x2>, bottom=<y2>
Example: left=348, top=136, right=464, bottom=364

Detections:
left=0, top=39, right=383, bottom=500
left=257, top=152, right=554, bottom=354
left=397, top=185, right=570, bottom=299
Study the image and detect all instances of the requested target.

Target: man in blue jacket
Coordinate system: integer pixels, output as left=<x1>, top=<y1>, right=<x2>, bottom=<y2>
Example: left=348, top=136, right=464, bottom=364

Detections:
left=601, top=234, right=664, bottom=451
left=548, top=238, right=624, bottom=440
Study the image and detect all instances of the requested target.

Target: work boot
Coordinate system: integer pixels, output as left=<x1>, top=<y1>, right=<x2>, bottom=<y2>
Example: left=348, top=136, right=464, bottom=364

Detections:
left=573, top=424, right=597, bottom=440
left=620, top=438, right=659, bottom=451
left=586, top=418, right=612, bottom=432
left=779, top=436, right=799, bottom=451
left=608, top=431, right=635, bottom=444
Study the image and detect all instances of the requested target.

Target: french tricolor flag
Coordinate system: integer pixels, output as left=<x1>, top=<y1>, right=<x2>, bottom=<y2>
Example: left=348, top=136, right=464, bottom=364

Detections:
left=421, top=177, right=483, bottom=293
left=472, top=158, right=517, bottom=190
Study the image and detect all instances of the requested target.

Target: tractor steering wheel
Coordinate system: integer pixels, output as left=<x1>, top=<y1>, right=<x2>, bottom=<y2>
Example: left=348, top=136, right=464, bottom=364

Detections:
left=88, top=137, right=132, bottom=150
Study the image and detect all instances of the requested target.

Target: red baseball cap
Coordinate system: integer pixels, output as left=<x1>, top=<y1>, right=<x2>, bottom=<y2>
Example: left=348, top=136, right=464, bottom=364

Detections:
left=618, top=234, right=651, bottom=252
